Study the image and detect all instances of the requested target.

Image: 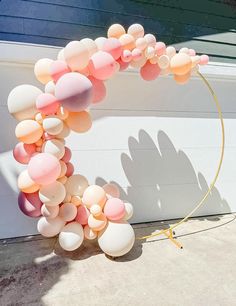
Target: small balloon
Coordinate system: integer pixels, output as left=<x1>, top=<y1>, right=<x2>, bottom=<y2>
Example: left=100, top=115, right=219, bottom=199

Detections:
left=36, top=93, right=59, bottom=115
left=61, top=146, right=72, bottom=163
left=13, top=142, right=36, bottom=164
left=128, top=24, right=144, bottom=39
left=65, top=111, right=92, bottom=133
left=59, top=222, right=84, bottom=251
left=42, top=139, right=65, bottom=159
left=84, top=225, right=97, bottom=240
left=88, top=213, right=107, bottom=231
left=104, top=198, right=125, bottom=221
left=34, top=58, right=53, bottom=84
left=119, top=34, right=135, bottom=50
left=103, top=183, right=120, bottom=198
left=43, top=116, right=64, bottom=135
left=41, top=204, right=59, bottom=219
left=170, top=53, right=192, bottom=75
left=102, top=38, right=122, bottom=60
left=75, top=205, right=90, bottom=225
left=59, top=203, right=77, bottom=222
left=64, top=40, right=90, bottom=71
left=18, top=192, right=42, bottom=218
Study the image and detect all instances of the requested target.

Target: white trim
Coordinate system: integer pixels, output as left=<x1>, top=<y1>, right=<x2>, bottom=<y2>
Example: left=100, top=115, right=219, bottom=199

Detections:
left=1, top=41, right=236, bottom=79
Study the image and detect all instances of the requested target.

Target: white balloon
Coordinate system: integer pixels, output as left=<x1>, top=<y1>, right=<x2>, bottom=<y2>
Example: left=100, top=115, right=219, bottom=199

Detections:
left=98, top=221, right=135, bottom=257
left=45, top=81, right=55, bottom=94
left=59, top=222, right=84, bottom=251
left=43, top=116, right=63, bottom=135
left=123, top=202, right=134, bottom=220
left=41, top=204, right=59, bottom=219
left=39, top=181, right=66, bottom=206
left=37, top=216, right=65, bottom=237
left=42, top=139, right=65, bottom=159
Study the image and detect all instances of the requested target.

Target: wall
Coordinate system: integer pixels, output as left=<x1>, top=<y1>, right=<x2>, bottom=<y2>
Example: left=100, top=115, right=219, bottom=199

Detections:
left=0, top=0, right=235, bottom=63
left=0, top=42, right=236, bottom=239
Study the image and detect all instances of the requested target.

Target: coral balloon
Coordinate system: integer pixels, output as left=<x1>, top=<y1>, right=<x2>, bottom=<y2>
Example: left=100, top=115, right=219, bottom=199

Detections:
left=15, top=120, right=43, bottom=144
left=65, top=111, right=92, bottom=133
left=18, top=170, right=40, bottom=193
left=28, top=152, right=61, bottom=185
left=42, top=139, right=65, bottom=159
left=59, top=203, right=77, bottom=221
left=39, top=181, right=66, bottom=206
left=89, top=51, right=116, bottom=80
left=82, top=185, right=106, bottom=208
left=116, top=57, right=129, bottom=71
left=170, top=53, right=192, bottom=75
left=75, top=205, right=90, bottom=225
left=65, top=174, right=89, bottom=197
left=107, top=24, right=125, bottom=39
left=13, top=142, right=36, bottom=164
left=34, top=58, right=53, bottom=84
left=7, top=85, right=42, bottom=121
left=41, top=204, right=59, bottom=219
left=140, top=61, right=161, bottom=81
left=50, top=60, right=70, bottom=83
left=18, top=192, right=42, bottom=218
left=37, top=216, right=65, bottom=237
left=102, top=38, right=122, bottom=60
left=98, top=221, right=135, bottom=257
left=55, top=72, right=92, bottom=112
left=104, top=198, right=125, bottom=221
left=200, top=54, right=209, bottom=65
left=36, top=93, right=59, bottom=115
left=64, top=41, right=89, bottom=71
left=88, top=76, right=106, bottom=103
left=43, top=116, right=63, bottom=135
left=59, top=222, right=84, bottom=251
left=61, top=146, right=72, bottom=163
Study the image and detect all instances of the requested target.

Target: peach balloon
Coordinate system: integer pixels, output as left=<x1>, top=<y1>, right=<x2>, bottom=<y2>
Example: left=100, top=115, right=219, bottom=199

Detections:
left=145, top=46, right=155, bottom=59
left=34, top=58, right=53, bottom=84
left=82, top=185, right=106, bottom=208
left=140, top=61, right=161, bottom=81
left=39, top=181, right=66, bottom=206
left=37, top=216, right=65, bottom=237
left=89, top=51, right=116, bottom=80
left=66, top=111, right=92, bottom=133
left=149, top=55, right=158, bottom=64
left=170, top=53, right=192, bottom=75
left=42, top=139, right=65, bottom=159
left=132, top=48, right=142, bottom=61
left=59, top=160, right=67, bottom=178
left=191, top=55, right=201, bottom=67
left=59, top=222, right=84, bottom=251
left=64, top=40, right=89, bottom=71
left=71, top=195, right=82, bottom=206
left=35, top=112, right=45, bottom=124
left=18, top=170, right=40, bottom=193
left=88, top=213, right=107, bottom=231
left=119, top=34, right=135, bottom=50
left=104, top=198, right=125, bottom=221
left=88, top=76, right=106, bottom=103
left=63, top=193, right=72, bottom=203
left=13, top=142, right=36, bottom=164
left=56, top=122, right=71, bottom=139
left=102, top=38, right=122, bottom=60
left=50, top=60, right=70, bottom=83
left=135, top=37, right=147, bottom=51
left=107, top=24, right=125, bottom=39
left=144, top=34, right=156, bottom=47
left=18, top=191, right=42, bottom=218
left=43, top=116, right=63, bottom=135
left=95, top=37, right=107, bottom=50
left=55, top=72, right=93, bottom=112
left=157, top=55, right=170, bottom=69
left=81, top=38, right=98, bottom=56
left=174, top=72, right=191, bottom=84
left=103, top=183, right=120, bottom=198
left=15, top=120, right=43, bottom=144
left=57, top=176, right=67, bottom=185
left=75, top=205, right=90, bottom=225
left=128, top=24, right=144, bottom=39
left=61, top=146, right=72, bottom=163
left=166, top=46, right=176, bottom=58
left=65, top=162, right=74, bottom=177
left=84, top=225, right=97, bottom=240
left=65, top=174, right=89, bottom=197
left=121, top=49, right=132, bottom=62
left=7, top=85, right=42, bottom=121
left=155, top=42, right=166, bottom=56
left=59, top=203, right=77, bottom=221
left=90, top=204, right=102, bottom=216
left=41, top=204, right=59, bottom=219
left=130, top=54, right=147, bottom=68
left=28, top=152, right=61, bottom=185
left=56, top=106, right=69, bottom=120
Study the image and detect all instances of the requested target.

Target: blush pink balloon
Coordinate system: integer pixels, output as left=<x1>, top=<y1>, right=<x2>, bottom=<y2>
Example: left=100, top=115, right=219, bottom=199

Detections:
left=140, top=61, right=161, bottom=81
left=188, top=49, right=196, bottom=56
left=155, top=42, right=166, bottom=56
left=75, top=205, right=90, bottom=225
left=18, top=191, right=42, bottom=218
left=102, top=38, right=122, bottom=60
left=88, top=51, right=116, bottom=80
left=116, top=57, right=129, bottom=71
left=88, top=76, right=106, bottom=103
left=61, top=146, right=72, bottom=163
left=104, top=198, right=125, bottom=221
left=28, top=153, right=61, bottom=185
left=199, top=54, right=209, bottom=65
left=36, top=93, right=60, bottom=115
left=50, top=60, right=70, bottom=83
left=65, top=162, right=74, bottom=177
left=55, top=72, right=93, bottom=112
left=13, top=142, right=36, bottom=164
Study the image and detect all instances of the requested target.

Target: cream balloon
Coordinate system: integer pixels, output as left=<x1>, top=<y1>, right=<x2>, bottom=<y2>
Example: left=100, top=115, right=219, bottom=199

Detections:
left=128, top=23, right=144, bottom=39
left=59, top=160, right=67, bottom=178
left=59, top=222, right=84, bottom=251
left=59, top=203, right=77, bottom=222
left=157, top=55, right=170, bottom=69
left=82, top=185, right=106, bottom=208
left=15, top=120, right=43, bottom=144
left=88, top=213, right=107, bottom=231
left=64, top=40, right=89, bottom=71
left=37, top=216, right=65, bottom=237
left=42, top=139, right=65, bottom=159
left=84, top=225, right=97, bottom=240
left=65, top=174, right=89, bottom=197
left=41, top=204, right=59, bottom=219
left=123, top=202, right=134, bottom=220
left=98, top=221, right=135, bottom=257
left=17, top=170, right=40, bottom=194
left=39, top=181, right=66, bottom=206
left=57, top=49, right=65, bottom=61
left=81, top=38, right=98, bottom=56
left=45, top=81, right=55, bottom=94
left=56, top=122, right=71, bottom=139
left=34, top=58, right=53, bottom=84
left=7, top=85, right=42, bottom=121
left=95, top=37, right=107, bottom=50
left=43, top=116, right=63, bottom=135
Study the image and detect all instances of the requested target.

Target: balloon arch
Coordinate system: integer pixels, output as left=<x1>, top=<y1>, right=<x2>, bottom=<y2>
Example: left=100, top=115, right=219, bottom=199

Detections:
left=7, top=23, right=216, bottom=257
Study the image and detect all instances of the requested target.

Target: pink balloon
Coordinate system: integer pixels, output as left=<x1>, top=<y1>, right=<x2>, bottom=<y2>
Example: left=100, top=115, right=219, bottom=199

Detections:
left=50, top=60, right=70, bottom=83
left=28, top=153, right=61, bottom=185
left=88, top=76, right=106, bottom=103
left=13, top=142, right=36, bottom=164
left=65, top=162, right=74, bottom=177
left=188, top=49, right=196, bottom=56
left=55, top=72, right=93, bottom=112
left=140, top=61, right=161, bottom=81
left=88, top=51, right=116, bottom=80
left=61, top=146, right=72, bottom=163
left=121, top=50, right=132, bottom=62
left=18, top=191, right=42, bottom=218
left=104, top=198, right=125, bottom=221
left=36, top=93, right=60, bottom=115
left=102, top=38, right=122, bottom=60
left=200, top=54, right=209, bottom=65
left=116, top=58, right=129, bottom=71
left=155, top=42, right=166, bottom=56
left=75, top=205, right=90, bottom=225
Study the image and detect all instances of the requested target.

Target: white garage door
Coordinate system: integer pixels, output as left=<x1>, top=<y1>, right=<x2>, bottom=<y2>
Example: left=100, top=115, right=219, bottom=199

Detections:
left=0, top=42, right=236, bottom=239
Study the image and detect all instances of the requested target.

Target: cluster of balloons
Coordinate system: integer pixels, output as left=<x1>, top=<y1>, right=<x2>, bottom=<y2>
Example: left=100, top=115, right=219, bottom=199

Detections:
left=7, top=23, right=209, bottom=257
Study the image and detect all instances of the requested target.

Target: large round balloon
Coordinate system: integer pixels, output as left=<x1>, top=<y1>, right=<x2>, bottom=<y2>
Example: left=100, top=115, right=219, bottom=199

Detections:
left=65, top=174, right=89, bottom=197
left=64, top=41, right=90, bottom=71
left=39, top=181, right=66, bottom=206
left=88, top=51, right=116, bottom=80
left=59, top=222, right=84, bottom=251
left=55, top=72, right=93, bottom=111
left=37, top=216, right=65, bottom=237
left=82, top=185, right=106, bottom=208
left=98, top=221, right=135, bottom=257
